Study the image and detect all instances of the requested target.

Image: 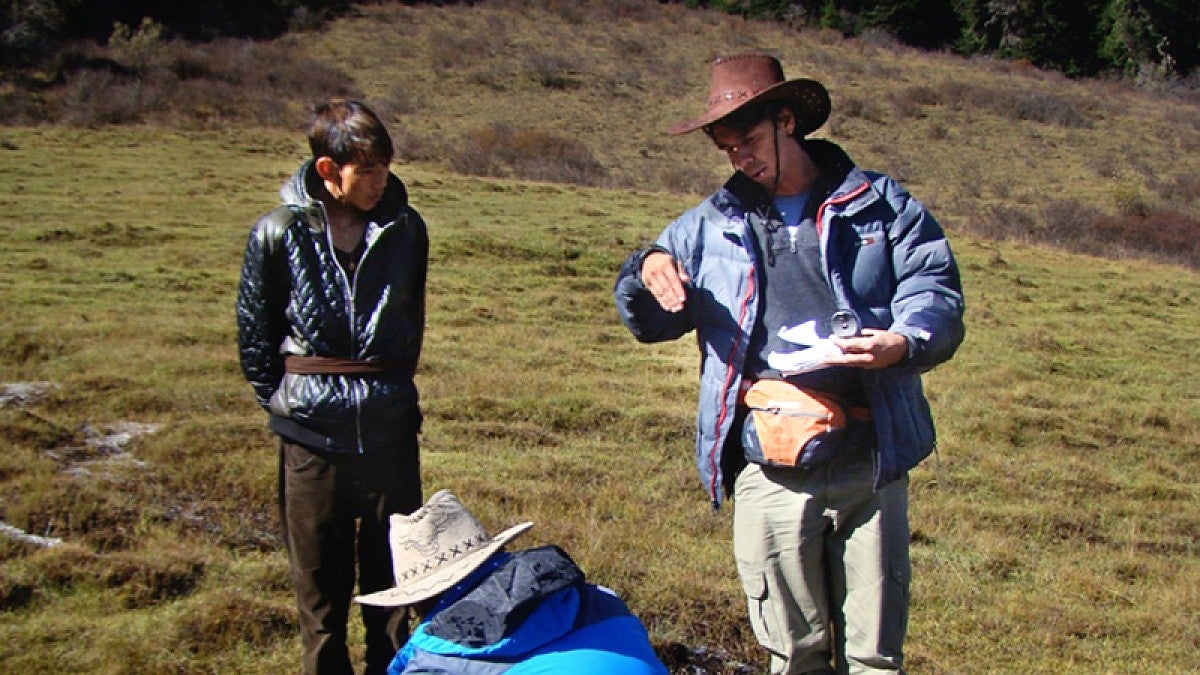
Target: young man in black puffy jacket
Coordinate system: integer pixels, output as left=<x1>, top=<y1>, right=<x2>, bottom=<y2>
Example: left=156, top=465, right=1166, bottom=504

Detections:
left=237, top=99, right=428, bottom=675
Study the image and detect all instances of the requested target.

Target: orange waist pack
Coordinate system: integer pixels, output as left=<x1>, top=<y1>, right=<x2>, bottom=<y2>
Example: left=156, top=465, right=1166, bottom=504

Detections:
left=741, top=379, right=849, bottom=468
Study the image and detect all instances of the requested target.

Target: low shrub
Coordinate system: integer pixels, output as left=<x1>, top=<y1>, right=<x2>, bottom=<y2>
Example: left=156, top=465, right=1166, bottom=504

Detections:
left=449, top=123, right=607, bottom=186
left=370, top=81, right=416, bottom=124
left=100, top=548, right=206, bottom=609
left=890, top=83, right=954, bottom=119
left=659, top=164, right=719, bottom=196
left=29, top=35, right=357, bottom=128
left=1110, top=184, right=1151, bottom=217
left=838, top=95, right=887, bottom=123
left=969, top=204, right=1039, bottom=242
left=57, top=70, right=146, bottom=126
left=1152, top=173, right=1200, bottom=205
left=969, top=199, right=1200, bottom=269
left=11, top=479, right=146, bottom=552
left=582, top=0, right=665, bottom=21
left=523, top=52, right=580, bottom=89
left=10, top=544, right=100, bottom=592
left=0, top=409, right=76, bottom=452
left=935, top=79, right=1095, bottom=128
left=394, top=128, right=437, bottom=163
left=428, top=26, right=508, bottom=72
left=1005, top=90, right=1094, bottom=128
left=1039, top=199, right=1102, bottom=244
left=898, top=84, right=943, bottom=106
left=1092, top=208, right=1200, bottom=267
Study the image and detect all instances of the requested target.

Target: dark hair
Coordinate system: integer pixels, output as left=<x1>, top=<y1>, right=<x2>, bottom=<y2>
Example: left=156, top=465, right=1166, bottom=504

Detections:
left=308, top=99, right=394, bottom=166
left=703, top=100, right=797, bottom=140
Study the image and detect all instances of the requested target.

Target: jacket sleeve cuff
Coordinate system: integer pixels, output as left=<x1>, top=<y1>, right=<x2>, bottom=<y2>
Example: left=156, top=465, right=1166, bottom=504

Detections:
left=898, top=327, right=934, bottom=367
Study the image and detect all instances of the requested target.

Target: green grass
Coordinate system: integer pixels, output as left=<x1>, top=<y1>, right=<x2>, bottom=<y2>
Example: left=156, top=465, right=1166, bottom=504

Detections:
left=0, top=124, right=1195, bottom=673
left=1, top=3, right=1198, bottom=671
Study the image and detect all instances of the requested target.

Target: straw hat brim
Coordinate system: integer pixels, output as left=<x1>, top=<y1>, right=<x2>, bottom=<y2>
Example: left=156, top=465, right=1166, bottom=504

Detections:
left=667, top=78, right=831, bottom=136
left=354, top=521, right=534, bottom=607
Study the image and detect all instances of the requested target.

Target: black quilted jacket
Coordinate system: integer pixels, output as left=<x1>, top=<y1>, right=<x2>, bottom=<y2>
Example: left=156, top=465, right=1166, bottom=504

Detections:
left=236, top=161, right=427, bottom=454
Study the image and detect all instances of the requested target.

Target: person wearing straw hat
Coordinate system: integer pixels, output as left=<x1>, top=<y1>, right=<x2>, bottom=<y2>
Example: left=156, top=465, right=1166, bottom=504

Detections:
left=356, top=489, right=668, bottom=675
left=614, top=54, right=964, bottom=673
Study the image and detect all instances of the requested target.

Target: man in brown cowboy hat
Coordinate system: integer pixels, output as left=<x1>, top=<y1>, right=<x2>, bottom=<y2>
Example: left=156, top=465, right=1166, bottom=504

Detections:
left=615, top=53, right=965, bottom=673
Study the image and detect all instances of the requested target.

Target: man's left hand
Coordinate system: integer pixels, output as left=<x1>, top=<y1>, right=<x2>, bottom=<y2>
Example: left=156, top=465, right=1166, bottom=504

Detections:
left=824, top=329, right=908, bottom=370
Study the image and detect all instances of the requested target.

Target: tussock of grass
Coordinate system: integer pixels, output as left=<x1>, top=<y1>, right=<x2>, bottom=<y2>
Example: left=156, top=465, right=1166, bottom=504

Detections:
left=172, top=589, right=296, bottom=655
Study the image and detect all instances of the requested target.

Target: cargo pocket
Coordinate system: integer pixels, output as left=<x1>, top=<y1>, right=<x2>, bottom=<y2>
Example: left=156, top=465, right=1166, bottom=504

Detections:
left=880, top=552, right=911, bottom=653
left=735, top=559, right=785, bottom=655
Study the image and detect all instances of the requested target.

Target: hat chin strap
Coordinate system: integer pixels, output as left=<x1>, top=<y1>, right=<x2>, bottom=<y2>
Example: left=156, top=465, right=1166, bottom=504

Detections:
left=763, top=120, right=782, bottom=266
left=771, top=120, right=781, bottom=199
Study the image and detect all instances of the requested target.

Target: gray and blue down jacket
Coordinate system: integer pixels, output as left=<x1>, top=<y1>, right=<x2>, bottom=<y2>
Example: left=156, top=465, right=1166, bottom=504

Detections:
left=236, top=161, right=428, bottom=454
left=614, top=140, right=965, bottom=508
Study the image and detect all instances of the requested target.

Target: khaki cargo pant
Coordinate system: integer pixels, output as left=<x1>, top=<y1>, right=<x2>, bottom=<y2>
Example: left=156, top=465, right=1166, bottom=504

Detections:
left=733, top=436, right=910, bottom=675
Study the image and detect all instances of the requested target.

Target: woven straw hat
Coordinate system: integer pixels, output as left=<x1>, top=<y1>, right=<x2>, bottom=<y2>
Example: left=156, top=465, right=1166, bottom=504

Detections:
left=355, top=490, right=533, bottom=607
left=668, top=53, right=830, bottom=136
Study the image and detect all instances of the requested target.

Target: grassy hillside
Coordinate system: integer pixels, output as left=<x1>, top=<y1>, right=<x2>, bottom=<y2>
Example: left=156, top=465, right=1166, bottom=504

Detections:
left=306, top=1, right=1200, bottom=268
left=1, top=2, right=1198, bottom=673
left=9, top=0, right=1198, bottom=267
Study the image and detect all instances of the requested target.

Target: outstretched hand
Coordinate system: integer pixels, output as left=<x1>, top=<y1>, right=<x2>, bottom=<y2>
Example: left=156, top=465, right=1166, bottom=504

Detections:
left=641, top=252, right=690, bottom=313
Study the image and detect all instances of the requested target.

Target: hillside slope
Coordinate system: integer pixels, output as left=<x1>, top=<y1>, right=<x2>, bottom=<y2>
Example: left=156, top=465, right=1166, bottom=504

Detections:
left=303, top=2, right=1200, bottom=248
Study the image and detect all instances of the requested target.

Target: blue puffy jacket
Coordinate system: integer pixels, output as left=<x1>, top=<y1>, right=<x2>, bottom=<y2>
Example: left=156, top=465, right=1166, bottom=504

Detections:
left=614, top=140, right=964, bottom=507
left=390, top=547, right=667, bottom=674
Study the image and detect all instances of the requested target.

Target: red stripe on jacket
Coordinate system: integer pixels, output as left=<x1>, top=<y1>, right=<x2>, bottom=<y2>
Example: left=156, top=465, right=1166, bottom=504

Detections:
left=707, top=267, right=756, bottom=500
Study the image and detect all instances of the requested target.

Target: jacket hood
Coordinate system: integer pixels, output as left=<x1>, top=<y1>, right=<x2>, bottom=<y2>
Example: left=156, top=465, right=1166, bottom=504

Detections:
left=411, top=546, right=585, bottom=657
left=279, top=160, right=410, bottom=230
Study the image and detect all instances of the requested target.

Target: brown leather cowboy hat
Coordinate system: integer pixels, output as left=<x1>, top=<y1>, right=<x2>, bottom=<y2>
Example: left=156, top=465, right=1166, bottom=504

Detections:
left=668, top=53, right=830, bottom=136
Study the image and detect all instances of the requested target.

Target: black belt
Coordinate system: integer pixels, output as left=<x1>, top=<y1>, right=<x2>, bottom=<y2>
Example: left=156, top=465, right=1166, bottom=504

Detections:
left=269, top=414, right=353, bottom=454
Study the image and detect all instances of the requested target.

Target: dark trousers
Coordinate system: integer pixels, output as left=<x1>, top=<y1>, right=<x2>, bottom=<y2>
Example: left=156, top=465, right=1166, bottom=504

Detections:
left=279, top=432, right=422, bottom=675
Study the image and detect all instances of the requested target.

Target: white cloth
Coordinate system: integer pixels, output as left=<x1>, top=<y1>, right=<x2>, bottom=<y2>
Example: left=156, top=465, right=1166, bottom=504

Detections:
left=765, top=320, right=842, bottom=375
